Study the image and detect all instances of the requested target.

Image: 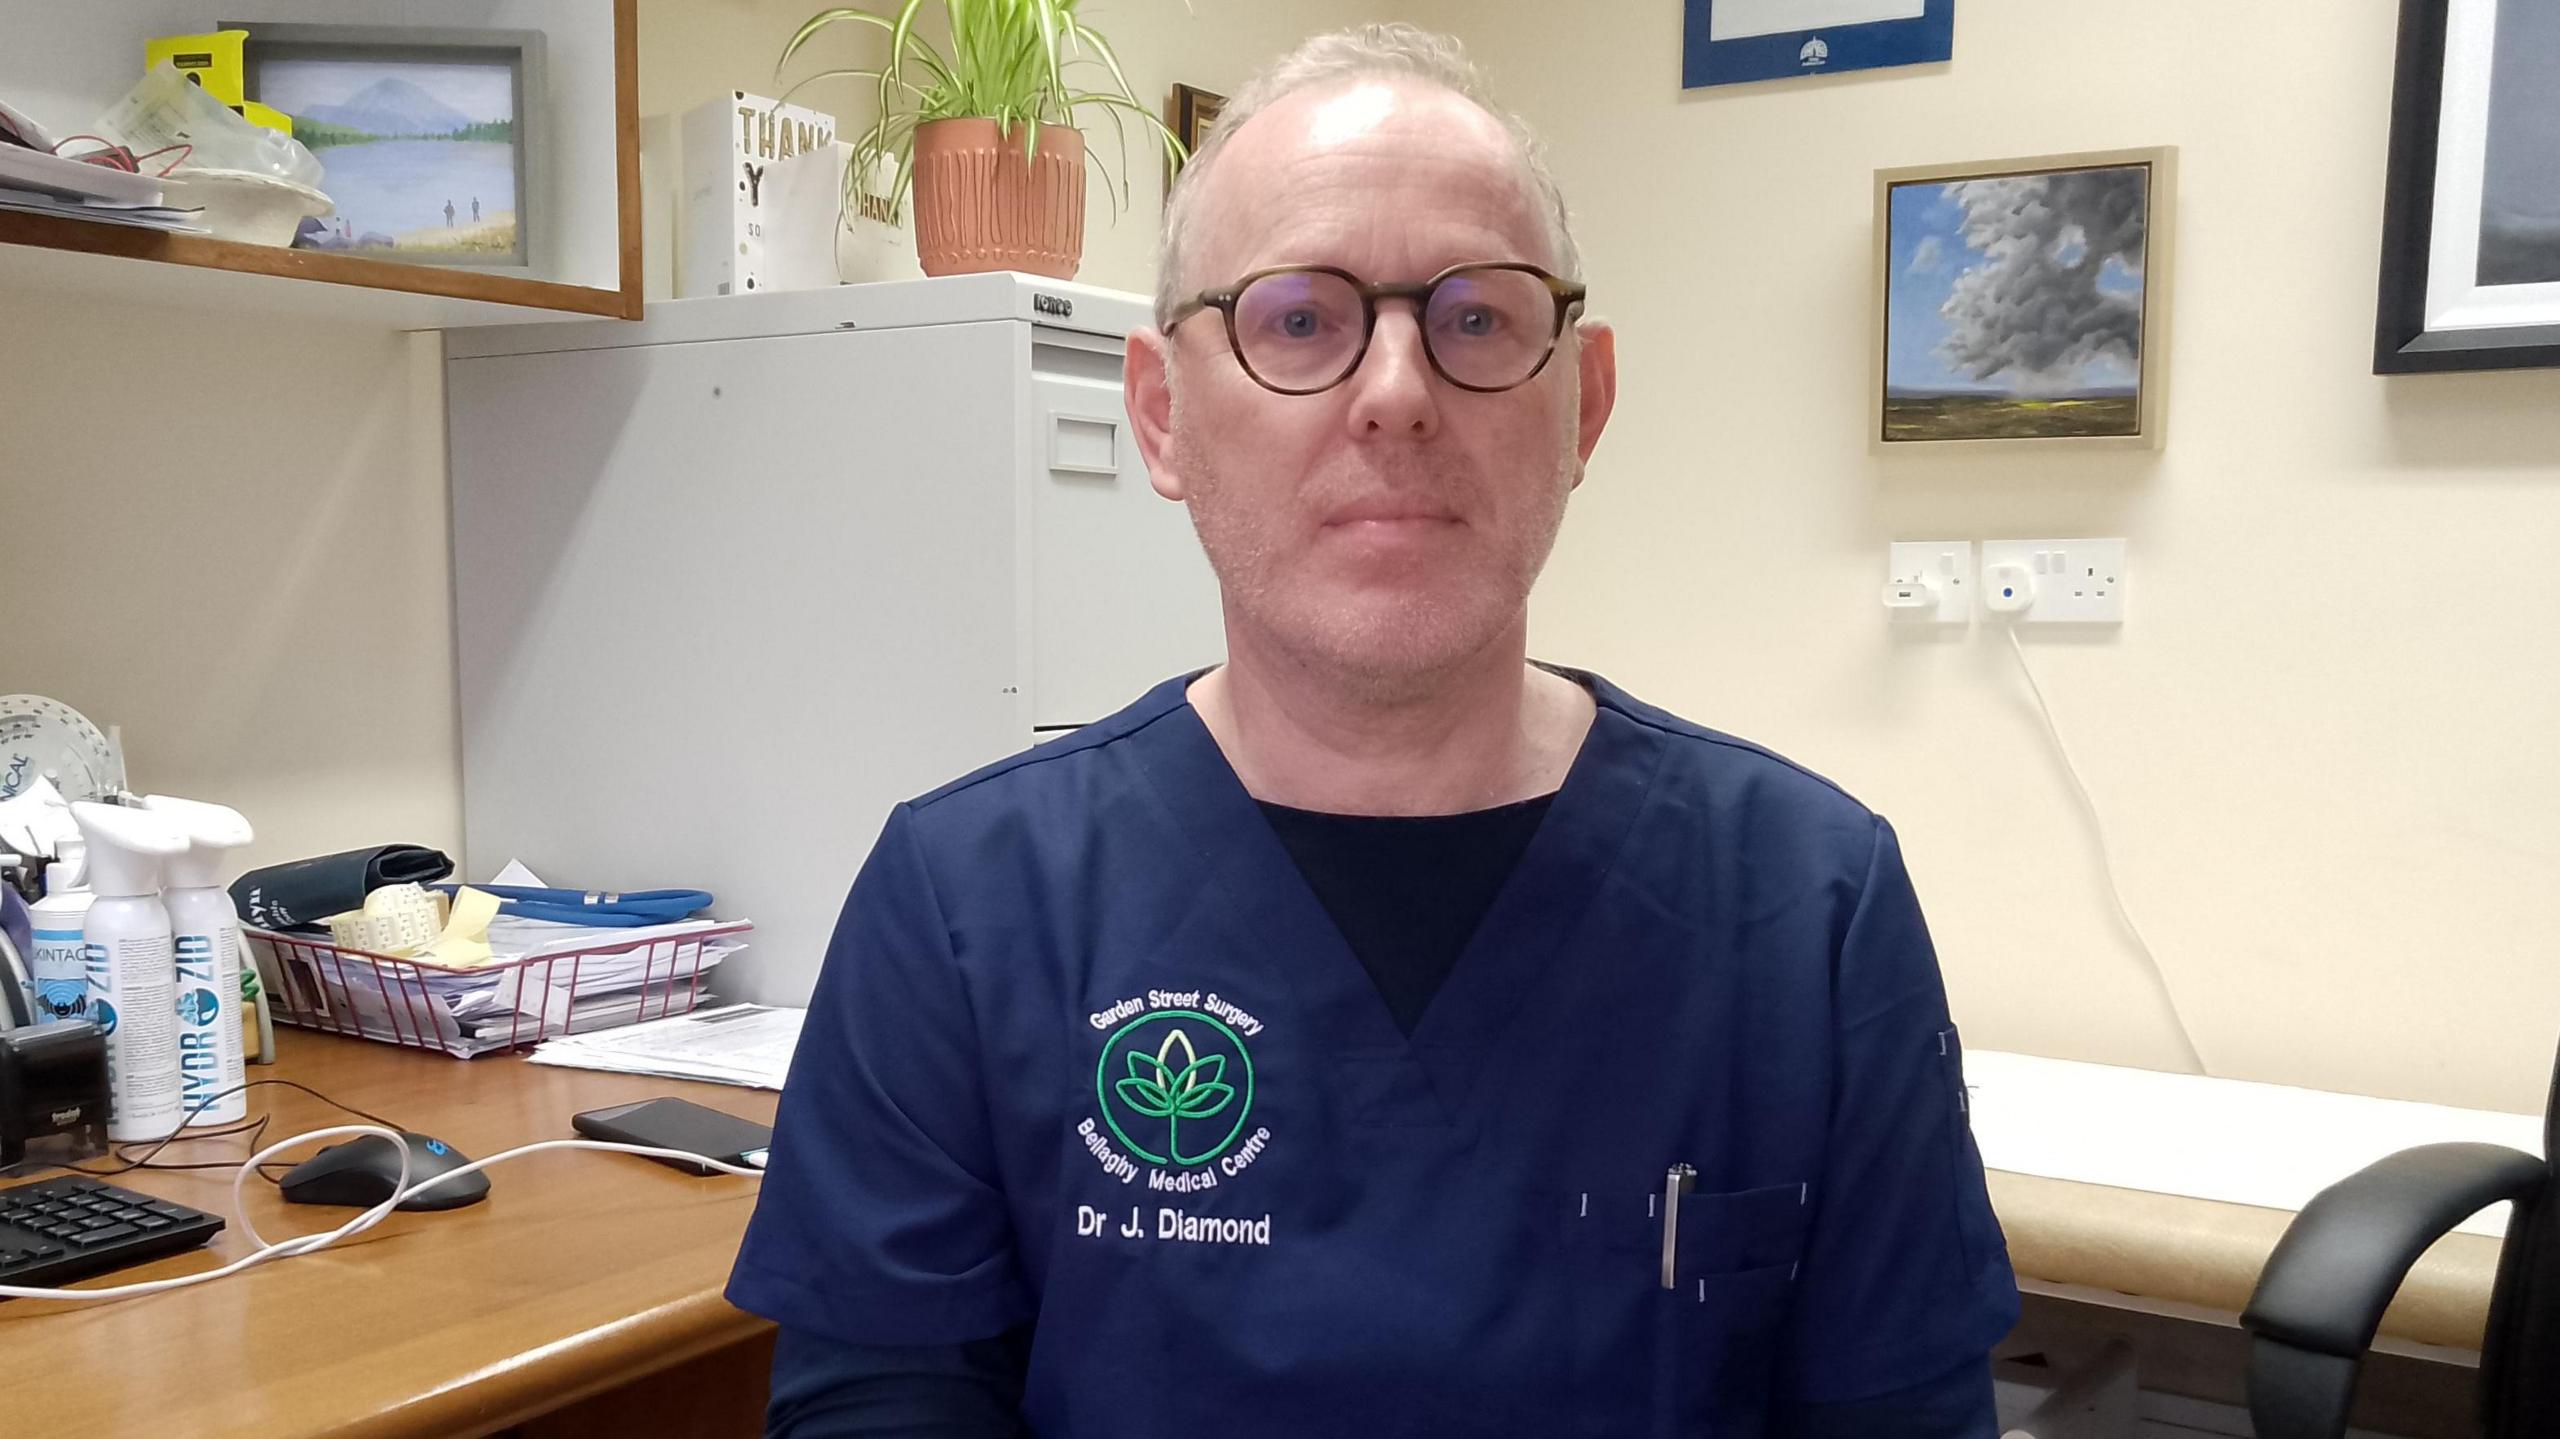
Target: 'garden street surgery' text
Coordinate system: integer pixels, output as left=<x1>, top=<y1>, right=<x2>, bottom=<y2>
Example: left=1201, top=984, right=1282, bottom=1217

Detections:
left=1087, top=991, right=1265, bottom=1036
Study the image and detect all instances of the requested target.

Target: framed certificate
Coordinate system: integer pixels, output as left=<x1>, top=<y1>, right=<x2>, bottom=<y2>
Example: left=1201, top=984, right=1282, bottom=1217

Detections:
left=1682, top=0, right=1953, bottom=89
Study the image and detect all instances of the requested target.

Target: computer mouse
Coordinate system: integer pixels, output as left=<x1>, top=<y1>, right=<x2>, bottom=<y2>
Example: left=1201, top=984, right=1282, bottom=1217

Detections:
left=278, top=1131, right=490, bottom=1211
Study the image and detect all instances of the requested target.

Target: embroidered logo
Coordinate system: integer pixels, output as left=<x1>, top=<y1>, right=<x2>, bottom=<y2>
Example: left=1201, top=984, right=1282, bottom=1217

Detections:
left=1097, top=1010, right=1255, bottom=1167
left=1076, top=993, right=1276, bottom=1245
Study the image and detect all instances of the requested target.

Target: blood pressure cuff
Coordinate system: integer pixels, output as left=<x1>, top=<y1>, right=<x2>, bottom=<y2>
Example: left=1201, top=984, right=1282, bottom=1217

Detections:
left=228, top=845, right=455, bottom=931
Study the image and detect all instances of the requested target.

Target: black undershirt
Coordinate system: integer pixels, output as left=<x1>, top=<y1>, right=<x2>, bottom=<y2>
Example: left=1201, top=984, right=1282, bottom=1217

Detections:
left=1255, top=792, right=1559, bottom=1035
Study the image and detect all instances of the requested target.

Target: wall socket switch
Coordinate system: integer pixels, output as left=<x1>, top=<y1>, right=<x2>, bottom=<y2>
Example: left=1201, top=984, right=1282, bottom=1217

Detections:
left=1883, top=541, right=1975, bottom=624
left=1978, top=538, right=2127, bottom=624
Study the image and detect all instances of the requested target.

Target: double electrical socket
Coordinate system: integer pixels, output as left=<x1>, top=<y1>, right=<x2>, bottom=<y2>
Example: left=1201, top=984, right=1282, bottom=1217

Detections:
left=1886, top=539, right=2127, bottom=625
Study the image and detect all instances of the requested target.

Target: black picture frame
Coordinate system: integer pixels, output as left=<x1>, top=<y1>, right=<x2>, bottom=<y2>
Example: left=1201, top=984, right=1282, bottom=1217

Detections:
left=2375, top=0, right=2560, bottom=373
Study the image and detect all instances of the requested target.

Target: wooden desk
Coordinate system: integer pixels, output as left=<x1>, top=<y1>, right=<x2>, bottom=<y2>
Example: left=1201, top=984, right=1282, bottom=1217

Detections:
left=0, top=1032, right=778, bottom=1439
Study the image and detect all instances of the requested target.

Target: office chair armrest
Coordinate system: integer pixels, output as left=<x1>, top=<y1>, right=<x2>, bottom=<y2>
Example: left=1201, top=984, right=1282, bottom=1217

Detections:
left=2243, top=1141, right=2546, bottom=1358
left=2238, top=1142, right=2544, bottom=1439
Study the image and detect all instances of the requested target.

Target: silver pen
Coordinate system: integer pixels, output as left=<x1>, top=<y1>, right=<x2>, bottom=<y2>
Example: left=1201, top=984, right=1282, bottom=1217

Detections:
left=1660, top=1163, right=1696, bottom=1289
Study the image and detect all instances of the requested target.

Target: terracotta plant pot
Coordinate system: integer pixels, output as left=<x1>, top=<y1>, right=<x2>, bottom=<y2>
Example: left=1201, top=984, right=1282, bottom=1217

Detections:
left=909, top=117, right=1086, bottom=280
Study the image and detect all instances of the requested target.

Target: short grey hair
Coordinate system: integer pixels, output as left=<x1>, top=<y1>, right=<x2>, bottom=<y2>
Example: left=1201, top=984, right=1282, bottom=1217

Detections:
left=1152, top=24, right=1584, bottom=330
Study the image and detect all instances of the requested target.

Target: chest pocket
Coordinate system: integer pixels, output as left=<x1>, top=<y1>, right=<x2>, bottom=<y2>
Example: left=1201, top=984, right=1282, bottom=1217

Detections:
left=1562, top=1180, right=1809, bottom=1266
left=1551, top=1182, right=1812, bottom=1436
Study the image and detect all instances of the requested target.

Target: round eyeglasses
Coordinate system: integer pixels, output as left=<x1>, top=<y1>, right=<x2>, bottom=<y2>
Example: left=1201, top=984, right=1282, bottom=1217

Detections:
left=1164, top=261, right=1589, bottom=396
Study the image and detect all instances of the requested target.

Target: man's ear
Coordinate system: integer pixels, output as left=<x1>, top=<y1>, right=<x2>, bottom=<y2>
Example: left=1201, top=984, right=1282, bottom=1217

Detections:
left=1125, top=326, right=1187, bottom=502
left=1570, top=318, right=1617, bottom=484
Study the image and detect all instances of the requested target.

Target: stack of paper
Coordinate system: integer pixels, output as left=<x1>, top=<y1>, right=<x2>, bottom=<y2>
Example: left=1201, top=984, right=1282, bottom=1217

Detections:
left=0, top=186, right=207, bottom=231
left=263, top=921, right=745, bottom=1058
left=252, top=859, right=750, bottom=1059
left=527, top=1003, right=805, bottom=1090
left=0, top=142, right=205, bottom=233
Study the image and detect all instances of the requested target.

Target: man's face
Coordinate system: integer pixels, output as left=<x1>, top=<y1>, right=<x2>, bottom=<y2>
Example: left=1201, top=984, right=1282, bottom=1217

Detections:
left=1127, top=80, right=1616, bottom=696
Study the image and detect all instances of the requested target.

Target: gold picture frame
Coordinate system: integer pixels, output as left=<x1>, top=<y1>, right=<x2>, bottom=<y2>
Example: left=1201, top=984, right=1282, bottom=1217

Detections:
left=1166, top=82, right=1226, bottom=187
left=1872, top=146, right=2176, bottom=451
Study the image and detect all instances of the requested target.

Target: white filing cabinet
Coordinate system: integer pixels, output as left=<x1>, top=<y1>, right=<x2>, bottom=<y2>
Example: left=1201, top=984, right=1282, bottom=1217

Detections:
left=444, top=273, right=1224, bottom=1003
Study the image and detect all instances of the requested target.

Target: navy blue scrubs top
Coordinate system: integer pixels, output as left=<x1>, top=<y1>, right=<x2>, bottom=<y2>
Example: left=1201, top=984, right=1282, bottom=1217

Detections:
left=729, top=670, right=2019, bottom=1436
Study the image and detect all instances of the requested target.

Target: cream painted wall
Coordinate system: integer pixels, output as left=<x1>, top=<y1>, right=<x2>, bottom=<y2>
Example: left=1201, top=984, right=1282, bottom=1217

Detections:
left=12, top=3, right=2553, bottom=1113
left=0, top=295, right=461, bottom=875
left=1404, top=0, right=2560, bottom=1111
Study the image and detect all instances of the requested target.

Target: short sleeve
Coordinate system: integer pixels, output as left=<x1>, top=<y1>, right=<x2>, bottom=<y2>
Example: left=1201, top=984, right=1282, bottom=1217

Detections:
left=1782, top=817, right=2019, bottom=1403
left=727, top=803, right=1033, bottom=1345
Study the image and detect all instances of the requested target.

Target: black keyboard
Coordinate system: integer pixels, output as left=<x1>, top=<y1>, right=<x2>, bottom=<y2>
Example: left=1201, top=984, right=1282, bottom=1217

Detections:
left=0, top=1176, right=225, bottom=1293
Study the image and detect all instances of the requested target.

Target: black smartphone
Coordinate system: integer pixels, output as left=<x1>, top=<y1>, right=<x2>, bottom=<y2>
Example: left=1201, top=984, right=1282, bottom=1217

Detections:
left=572, top=1097, right=774, bottom=1176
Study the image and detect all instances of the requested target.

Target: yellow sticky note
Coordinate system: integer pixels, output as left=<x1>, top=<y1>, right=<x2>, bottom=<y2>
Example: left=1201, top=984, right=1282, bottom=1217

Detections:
left=423, top=885, right=502, bottom=970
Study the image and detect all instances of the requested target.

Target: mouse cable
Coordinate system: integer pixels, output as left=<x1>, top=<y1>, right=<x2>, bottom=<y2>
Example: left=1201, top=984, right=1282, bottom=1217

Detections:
left=0, top=1124, right=764, bottom=1304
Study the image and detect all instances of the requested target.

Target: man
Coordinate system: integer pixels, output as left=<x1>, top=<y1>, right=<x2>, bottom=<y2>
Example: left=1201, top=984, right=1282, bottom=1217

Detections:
left=730, top=24, right=2017, bottom=1437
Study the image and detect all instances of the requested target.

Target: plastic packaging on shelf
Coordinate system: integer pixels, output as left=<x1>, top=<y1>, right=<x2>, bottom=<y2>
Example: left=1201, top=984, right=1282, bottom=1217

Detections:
left=94, top=61, right=324, bottom=187
left=88, top=62, right=334, bottom=244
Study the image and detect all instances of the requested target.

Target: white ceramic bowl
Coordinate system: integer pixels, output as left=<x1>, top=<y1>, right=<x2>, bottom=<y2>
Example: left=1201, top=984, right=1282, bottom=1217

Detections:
left=162, top=167, right=334, bottom=247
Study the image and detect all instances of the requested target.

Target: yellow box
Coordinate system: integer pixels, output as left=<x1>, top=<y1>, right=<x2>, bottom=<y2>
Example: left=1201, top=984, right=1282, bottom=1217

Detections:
left=145, top=30, right=248, bottom=109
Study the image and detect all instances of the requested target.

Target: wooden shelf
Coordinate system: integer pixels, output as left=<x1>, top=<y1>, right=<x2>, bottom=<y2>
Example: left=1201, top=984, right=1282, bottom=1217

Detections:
left=0, top=209, right=635, bottom=319
left=0, top=0, right=642, bottom=330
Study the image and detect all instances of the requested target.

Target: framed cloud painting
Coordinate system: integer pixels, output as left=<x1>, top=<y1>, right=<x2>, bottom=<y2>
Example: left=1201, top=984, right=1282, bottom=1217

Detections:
left=1874, top=147, right=2175, bottom=450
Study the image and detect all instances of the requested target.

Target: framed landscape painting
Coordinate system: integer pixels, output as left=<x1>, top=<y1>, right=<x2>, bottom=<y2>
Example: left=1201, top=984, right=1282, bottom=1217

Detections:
left=1873, top=147, right=2176, bottom=450
left=239, top=23, right=543, bottom=270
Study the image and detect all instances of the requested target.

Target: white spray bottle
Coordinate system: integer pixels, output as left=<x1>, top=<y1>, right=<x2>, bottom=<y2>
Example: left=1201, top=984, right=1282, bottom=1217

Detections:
left=144, top=796, right=255, bottom=1127
left=27, top=836, right=93, bottom=1023
left=69, top=802, right=187, bottom=1142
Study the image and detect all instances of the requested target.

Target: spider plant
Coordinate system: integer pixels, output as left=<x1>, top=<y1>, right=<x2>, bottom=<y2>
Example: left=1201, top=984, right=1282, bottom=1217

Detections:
left=779, top=0, right=1188, bottom=229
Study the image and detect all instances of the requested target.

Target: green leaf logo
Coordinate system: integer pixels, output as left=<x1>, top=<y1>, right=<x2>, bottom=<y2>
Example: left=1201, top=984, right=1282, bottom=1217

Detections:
left=1095, top=1009, right=1257, bottom=1167
left=1114, top=1075, right=1175, bottom=1116
left=1175, top=1080, right=1234, bottom=1118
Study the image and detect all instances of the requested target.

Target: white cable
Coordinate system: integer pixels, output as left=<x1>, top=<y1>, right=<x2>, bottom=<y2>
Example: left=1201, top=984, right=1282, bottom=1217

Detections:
left=1999, top=622, right=2211, bottom=1076
left=0, top=1127, right=763, bottom=1303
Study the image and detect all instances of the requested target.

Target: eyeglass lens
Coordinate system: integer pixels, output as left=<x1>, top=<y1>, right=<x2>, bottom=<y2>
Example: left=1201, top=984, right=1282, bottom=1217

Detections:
left=1229, top=267, right=1560, bottom=392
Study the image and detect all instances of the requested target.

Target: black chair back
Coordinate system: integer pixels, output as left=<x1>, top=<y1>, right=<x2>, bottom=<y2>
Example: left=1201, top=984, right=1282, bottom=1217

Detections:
left=2476, top=1054, right=2560, bottom=1437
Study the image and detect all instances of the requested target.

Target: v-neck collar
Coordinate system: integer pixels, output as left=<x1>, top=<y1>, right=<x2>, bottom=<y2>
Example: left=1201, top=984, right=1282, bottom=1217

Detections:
left=1128, top=667, right=1668, bottom=1130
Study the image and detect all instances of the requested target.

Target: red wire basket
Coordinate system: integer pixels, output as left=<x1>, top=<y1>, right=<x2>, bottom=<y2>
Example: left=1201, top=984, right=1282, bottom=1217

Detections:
left=244, top=920, right=755, bottom=1058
